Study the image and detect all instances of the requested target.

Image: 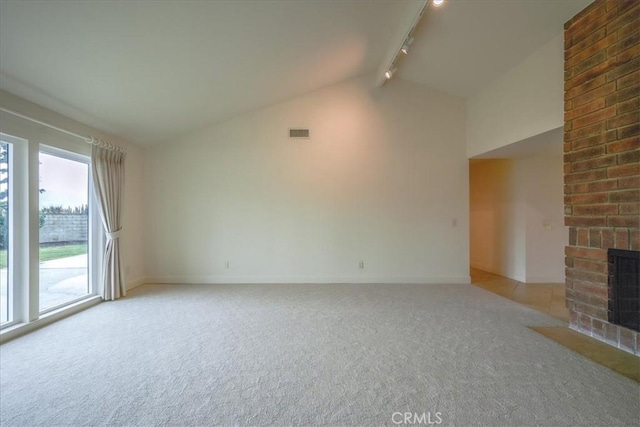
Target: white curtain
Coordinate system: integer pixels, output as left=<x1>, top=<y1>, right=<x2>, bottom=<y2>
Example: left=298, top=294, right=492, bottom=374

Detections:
left=92, top=144, right=126, bottom=300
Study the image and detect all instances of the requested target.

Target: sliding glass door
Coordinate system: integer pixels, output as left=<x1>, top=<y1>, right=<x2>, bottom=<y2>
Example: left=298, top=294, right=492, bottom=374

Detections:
left=0, top=130, right=99, bottom=331
left=38, top=149, right=91, bottom=312
left=0, top=133, right=27, bottom=328
left=0, top=141, right=10, bottom=324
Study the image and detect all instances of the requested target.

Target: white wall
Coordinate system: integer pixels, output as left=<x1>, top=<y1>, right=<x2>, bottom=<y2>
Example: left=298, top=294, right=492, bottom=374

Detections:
left=466, top=34, right=564, bottom=158
left=0, top=89, right=146, bottom=290
left=469, top=154, right=566, bottom=283
left=521, top=155, right=566, bottom=283
left=144, top=75, right=470, bottom=284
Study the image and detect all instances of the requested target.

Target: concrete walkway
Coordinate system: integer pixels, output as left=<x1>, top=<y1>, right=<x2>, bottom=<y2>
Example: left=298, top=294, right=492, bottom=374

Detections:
left=40, top=254, right=87, bottom=269
left=1, top=254, right=89, bottom=321
left=40, top=254, right=89, bottom=310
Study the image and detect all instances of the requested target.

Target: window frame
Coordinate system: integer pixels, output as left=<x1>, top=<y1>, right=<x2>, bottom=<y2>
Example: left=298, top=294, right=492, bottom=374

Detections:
left=0, top=130, right=103, bottom=332
left=0, top=133, right=28, bottom=329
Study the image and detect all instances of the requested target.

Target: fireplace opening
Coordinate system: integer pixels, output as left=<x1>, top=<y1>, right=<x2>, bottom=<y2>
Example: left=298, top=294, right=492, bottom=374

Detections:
left=608, top=249, right=640, bottom=333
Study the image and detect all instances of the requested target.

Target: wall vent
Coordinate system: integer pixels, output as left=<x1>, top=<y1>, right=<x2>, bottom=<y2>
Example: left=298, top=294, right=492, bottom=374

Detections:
left=289, top=128, right=310, bottom=139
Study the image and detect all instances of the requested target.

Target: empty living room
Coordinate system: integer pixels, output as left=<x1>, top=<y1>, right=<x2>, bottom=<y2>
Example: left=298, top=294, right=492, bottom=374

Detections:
left=0, top=0, right=638, bottom=426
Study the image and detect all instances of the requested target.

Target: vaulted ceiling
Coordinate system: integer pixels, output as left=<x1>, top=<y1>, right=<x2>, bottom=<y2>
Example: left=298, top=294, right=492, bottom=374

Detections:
left=0, top=0, right=591, bottom=146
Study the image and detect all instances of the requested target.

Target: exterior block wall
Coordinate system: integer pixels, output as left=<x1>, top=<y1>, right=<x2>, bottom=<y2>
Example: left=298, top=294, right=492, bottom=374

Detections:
left=40, top=214, right=88, bottom=245
left=564, top=0, right=639, bottom=354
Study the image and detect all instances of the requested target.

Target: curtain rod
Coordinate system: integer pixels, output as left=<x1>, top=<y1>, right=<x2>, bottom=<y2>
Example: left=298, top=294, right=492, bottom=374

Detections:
left=0, top=107, right=126, bottom=154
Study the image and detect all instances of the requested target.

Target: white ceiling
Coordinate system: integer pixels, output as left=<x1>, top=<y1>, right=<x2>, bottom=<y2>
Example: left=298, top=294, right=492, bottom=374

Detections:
left=399, top=0, right=592, bottom=97
left=0, top=0, right=592, bottom=146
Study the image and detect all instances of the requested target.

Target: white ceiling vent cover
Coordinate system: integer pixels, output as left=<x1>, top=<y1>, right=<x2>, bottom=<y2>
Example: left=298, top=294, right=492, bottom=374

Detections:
left=289, top=128, right=310, bottom=139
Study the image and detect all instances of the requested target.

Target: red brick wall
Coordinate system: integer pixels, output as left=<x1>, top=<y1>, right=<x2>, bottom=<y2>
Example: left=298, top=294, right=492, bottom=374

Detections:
left=564, top=0, right=639, bottom=355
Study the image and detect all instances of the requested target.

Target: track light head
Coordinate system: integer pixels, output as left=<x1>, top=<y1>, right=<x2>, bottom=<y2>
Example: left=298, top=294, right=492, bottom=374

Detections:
left=384, top=67, right=398, bottom=80
left=400, top=37, right=415, bottom=55
left=400, top=37, right=413, bottom=55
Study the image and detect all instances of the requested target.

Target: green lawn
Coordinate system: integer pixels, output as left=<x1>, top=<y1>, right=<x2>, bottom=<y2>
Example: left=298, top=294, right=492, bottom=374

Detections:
left=0, top=244, right=87, bottom=269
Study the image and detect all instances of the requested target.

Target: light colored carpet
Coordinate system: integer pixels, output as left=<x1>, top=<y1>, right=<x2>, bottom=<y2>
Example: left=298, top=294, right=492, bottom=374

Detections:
left=1, top=283, right=638, bottom=426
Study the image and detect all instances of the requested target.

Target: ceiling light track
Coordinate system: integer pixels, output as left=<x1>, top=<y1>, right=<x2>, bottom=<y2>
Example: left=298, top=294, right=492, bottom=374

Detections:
left=376, top=0, right=445, bottom=87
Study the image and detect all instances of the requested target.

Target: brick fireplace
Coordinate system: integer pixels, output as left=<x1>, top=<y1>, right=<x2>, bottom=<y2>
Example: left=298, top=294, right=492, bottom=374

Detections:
left=564, top=0, right=639, bottom=355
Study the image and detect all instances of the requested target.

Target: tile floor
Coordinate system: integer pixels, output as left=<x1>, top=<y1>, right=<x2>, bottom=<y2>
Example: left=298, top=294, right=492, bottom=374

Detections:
left=470, top=268, right=639, bottom=382
left=470, top=268, right=569, bottom=321
left=530, top=326, right=639, bottom=382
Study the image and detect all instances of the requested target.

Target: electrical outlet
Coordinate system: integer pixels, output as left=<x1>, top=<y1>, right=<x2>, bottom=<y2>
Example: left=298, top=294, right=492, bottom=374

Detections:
left=359, top=260, right=364, bottom=269
left=224, top=261, right=230, bottom=269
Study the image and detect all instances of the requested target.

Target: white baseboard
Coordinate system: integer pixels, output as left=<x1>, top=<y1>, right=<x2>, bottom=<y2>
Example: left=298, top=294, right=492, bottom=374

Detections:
left=470, top=263, right=507, bottom=277
left=470, top=262, right=492, bottom=272
left=126, top=277, right=147, bottom=291
left=471, top=264, right=564, bottom=284
left=144, top=275, right=472, bottom=285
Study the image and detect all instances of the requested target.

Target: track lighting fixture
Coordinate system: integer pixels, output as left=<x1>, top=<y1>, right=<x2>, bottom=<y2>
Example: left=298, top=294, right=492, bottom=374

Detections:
left=384, top=68, right=398, bottom=79
left=401, top=37, right=415, bottom=55
left=376, top=0, right=444, bottom=87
